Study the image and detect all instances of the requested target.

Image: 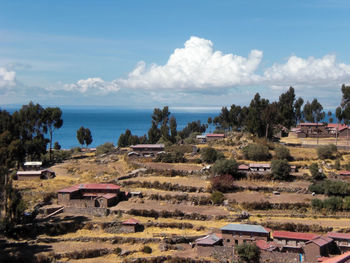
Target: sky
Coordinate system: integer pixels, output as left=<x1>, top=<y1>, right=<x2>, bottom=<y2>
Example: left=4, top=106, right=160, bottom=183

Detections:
left=1, top=0, right=350, bottom=109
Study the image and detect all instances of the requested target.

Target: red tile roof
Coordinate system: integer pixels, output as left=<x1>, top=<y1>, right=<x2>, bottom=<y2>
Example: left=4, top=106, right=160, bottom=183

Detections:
left=273, top=231, right=319, bottom=241
left=327, top=124, right=348, bottom=129
left=320, top=251, right=350, bottom=263
left=255, top=240, right=277, bottom=251
left=238, top=164, right=249, bottom=170
left=299, top=123, right=325, bottom=126
left=122, top=218, right=140, bottom=225
left=339, top=171, right=350, bottom=176
left=327, top=232, right=350, bottom=240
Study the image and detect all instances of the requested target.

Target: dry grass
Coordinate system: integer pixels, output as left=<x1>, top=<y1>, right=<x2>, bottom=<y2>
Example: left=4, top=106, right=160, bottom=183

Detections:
left=126, top=175, right=209, bottom=188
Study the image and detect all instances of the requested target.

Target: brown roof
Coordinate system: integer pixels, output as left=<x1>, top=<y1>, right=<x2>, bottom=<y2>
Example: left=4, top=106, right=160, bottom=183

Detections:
left=273, top=231, right=319, bottom=241
left=320, top=251, right=350, bottom=263
left=195, top=234, right=222, bottom=245
left=249, top=163, right=270, bottom=168
left=255, top=240, right=277, bottom=251
left=307, top=236, right=333, bottom=247
left=122, top=218, right=140, bottom=225
left=338, top=171, right=350, bottom=176
left=58, top=183, right=121, bottom=193
left=130, top=144, right=165, bottom=149
left=238, top=164, right=249, bottom=170
left=327, top=232, right=350, bottom=240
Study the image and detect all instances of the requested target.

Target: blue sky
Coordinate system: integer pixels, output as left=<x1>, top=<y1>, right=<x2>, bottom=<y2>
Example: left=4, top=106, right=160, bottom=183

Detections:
left=1, top=0, right=350, bottom=109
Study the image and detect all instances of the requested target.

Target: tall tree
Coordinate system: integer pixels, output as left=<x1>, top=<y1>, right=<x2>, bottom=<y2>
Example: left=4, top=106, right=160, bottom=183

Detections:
left=303, top=99, right=325, bottom=144
left=341, top=84, right=350, bottom=149
left=277, top=87, right=296, bottom=128
left=169, top=116, right=177, bottom=143
left=246, top=93, right=269, bottom=137
left=335, top=106, right=343, bottom=146
left=294, top=97, right=304, bottom=124
left=327, top=111, right=333, bottom=123
left=261, top=102, right=278, bottom=139
left=76, top=126, right=93, bottom=148
left=43, top=107, right=63, bottom=161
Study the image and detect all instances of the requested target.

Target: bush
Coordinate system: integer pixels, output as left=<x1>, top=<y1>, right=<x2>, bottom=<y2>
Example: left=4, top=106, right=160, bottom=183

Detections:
left=210, top=174, right=237, bottom=193
left=235, top=243, right=260, bottom=263
left=155, top=151, right=186, bottom=163
left=343, top=196, right=350, bottom=210
left=271, top=159, right=291, bottom=180
left=200, top=147, right=224, bottom=164
left=312, top=197, right=344, bottom=211
left=114, top=247, right=122, bottom=255
left=96, top=142, right=116, bottom=155
left=212, top=159, right=238, bottom=177
left=274, top=145, right=291, bottom=160
left=210, top=191, right=225, bottom=205
left=317, top=144, right=337, bottom=159
left=309, top=180, right=350, bottom=196
left=141, top=245, right=152, bottom=254
left=53, top=141, right=61, bottom=150
left=309, top=163, right=325, bottom=180
left=243, top=144, right=270, bottom=161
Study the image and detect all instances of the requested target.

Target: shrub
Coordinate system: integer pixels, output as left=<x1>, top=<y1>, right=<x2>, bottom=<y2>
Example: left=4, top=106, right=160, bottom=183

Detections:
left=53, top=141, right=61, bottom=150
left=242, top=144, right=270, bottom=161
left=271, top=159, right=291, bottom=180
left=210, top=191, right=225, bottom=205
left=309, top=180, right=350, bottom=196
left=200, top=147, right=224, bottom=164
left=274, top=145, right=291, bottom=160
left=96, top=142, right=115, bottom=155
left=317, top=144, right=337, bottom=159
left=155, top=151, right=186, bottom=163
left=309, top=163, right=325, bottom=180
left=210, top=174, right=237, bottom=193
left=235, top=243, right=260, bottom=263
left=312, top=197, right=344, bottom=211
left=343, top=197, right=350, bottom=210
left=141, top=245, right=152, bottom=254
left=114, top=247, right=122, bottom=255
left=212, top=159, right=238, bottom=177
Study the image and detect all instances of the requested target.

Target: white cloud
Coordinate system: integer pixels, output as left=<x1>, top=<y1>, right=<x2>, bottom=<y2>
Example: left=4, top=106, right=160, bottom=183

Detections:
left=0, top=67, right=16, bottom=89
left=116, top=36, right=263, bottom=90
left=263, top=54, right=350, bottom=87
left=63, top=77, right=120, bottom=94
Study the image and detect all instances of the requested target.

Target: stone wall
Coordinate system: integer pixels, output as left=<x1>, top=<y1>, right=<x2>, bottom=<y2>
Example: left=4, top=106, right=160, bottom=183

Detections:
left=64, top=206, right=109, bottom=216
left=260, top=251, right=301, bottom=263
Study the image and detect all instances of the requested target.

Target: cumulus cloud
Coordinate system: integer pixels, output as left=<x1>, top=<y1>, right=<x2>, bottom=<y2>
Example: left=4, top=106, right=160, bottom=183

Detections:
left=0, top=67, right=16, bottom=89
left=63, top=77, right=120, bottom=94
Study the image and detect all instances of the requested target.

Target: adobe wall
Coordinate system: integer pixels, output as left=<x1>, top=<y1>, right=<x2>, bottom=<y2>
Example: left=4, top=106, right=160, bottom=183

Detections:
left=64, top=206, right=109, bottom=216
left=222, top=231, right=268, bottom=247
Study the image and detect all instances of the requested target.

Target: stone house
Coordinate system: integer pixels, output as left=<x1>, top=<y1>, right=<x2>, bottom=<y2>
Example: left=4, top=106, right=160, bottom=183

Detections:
left=121, top=218, right=142, bottom=233
left=221, top=223, right=270, bottom=246
left=327, top=232, right=350, bottom=253
left=58, top=183, right=121, bottom=208
left=273, top=231, right=319, bottom=254
left=17, top=169, right=55, bottom=180
left=130, top=144, right=165, bottom=156
left=304, top=236, right=336, bottom=263
left=195, top=233, right=223, bottom=257
left=249, top=163, right=271, bottom=173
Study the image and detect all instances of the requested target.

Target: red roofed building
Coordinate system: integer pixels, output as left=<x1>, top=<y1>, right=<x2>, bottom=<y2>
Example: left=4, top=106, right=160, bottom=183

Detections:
left=320, top=251, right=350, bottom=263
left=121, top=218, right=142, bottom=233
left=206, top=133, right=225, bottom=141
left=58, top=183, right=121, bottom=208
left=273, top=231, right=319, bottom=254
left=327, top=232, right=350, bottom=253
left=338, top=171, right=350, bottom=177
left=304, top=236, right=338, bottom=263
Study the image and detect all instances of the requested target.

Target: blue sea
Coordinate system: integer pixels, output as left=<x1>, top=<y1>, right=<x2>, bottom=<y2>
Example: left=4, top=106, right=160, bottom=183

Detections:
left=6, top=107, right=219, bottom=149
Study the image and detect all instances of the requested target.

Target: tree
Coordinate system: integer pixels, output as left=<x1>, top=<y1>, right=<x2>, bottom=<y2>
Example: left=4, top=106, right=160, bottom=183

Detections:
left=303, top=99, right=325, bottom=144
left=235, top=243, right=260, bottom=263
left=309, top=163, right=325, bottom=180
left=212, top=159, right=238, bottom=177
left=169, top=116, right=177, bottom=143
left=271, top=159, right=291, bottom=180
left=277, top=87, right=296, bottom=129
left=294, top=97, right=304, bottom=124
left=341, top=85, right=350, bottom=149
left=335, top=106, right=343, bottom=146
left=43, top=107, right=63, bottom=161
left=246, top=93, right=269, bottom=137
left=327, top=110, right=333, bottom=123
left=242, top=144, right=270, bottom=161
left=53, top=141, right=61, bottom=150
left=76, top=126, right=93, bottom=148
left=210, top=191, right=225, bottom=205
left=201, top=147, right=224, bottom=164
left=261, top=102, right=278, bottom=139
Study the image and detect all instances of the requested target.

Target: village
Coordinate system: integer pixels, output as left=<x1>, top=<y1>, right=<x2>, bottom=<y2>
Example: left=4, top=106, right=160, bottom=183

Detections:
left=3, top=124, right=350, bottom=263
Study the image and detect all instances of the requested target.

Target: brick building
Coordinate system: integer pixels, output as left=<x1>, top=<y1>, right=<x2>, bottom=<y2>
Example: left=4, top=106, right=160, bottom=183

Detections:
left=195, top=233, right=223, bottom=257
left=58, top=183, right=121, bottom=208
left=304, top=236, right=336, bottom=263
left=221, top=223, right=270, bottom=246
left=121, top=218, right=142, bottom=233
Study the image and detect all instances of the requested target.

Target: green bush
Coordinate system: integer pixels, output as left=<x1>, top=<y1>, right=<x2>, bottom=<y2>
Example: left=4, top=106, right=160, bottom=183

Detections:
left=309, top=180, right=350, bottom=196
left=212, top=159, right=238, bottom=176
left=317, top=144, right=337, bottom=159
left=271, top=159, right=291, bottom=180
left=141, top=245, right=152, bottom=254
left=53, top=141, right=61, bottom=150
left=274, top=145, right=291, bottom=160
left=200, top=147, right=224, bottom=163
left=96, top=142, right=116, bottom=155
left=235, top=243, right=260, bottom=263
left=210, top=191, right=225, bottom=205
left=243, top=143, right=270, bottom=161
left=312, top=197, right=343, bottom=211
left=114, top=247, right=122, bottom=255
left=343, top=196, right=350, bottom=210
left=155, top=151, right=186, bottom=163
left=309, top=163, right=325, bottom=180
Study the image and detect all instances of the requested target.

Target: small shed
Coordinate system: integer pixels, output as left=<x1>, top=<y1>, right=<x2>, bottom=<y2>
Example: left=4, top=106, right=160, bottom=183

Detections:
left=16, top=170, right=54, bottom=180
left=195, top=233, right=223, bottom=257
left=121, top=218, right=141, bottom=233
left=304, top=236, right=336, bottom=263
left=23, top=161, right=42, bottom=170
left=238, top=164, right=250, bottom=173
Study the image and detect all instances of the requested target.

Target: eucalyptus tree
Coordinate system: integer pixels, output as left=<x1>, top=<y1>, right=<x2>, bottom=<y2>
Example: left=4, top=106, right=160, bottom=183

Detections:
left=43, top=107, right=63, bottom=160
left=303, top=99, right=325, bottom=144
left=335, top=106, right=343, bottom=146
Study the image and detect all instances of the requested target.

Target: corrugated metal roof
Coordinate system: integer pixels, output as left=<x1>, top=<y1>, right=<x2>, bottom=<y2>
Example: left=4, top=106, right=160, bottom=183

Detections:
left=24, top=161, right=42, bottom=166
left=131, top=144, right=164, bottom=149
left=58, top=183, right=120, bottom=193
left=195, top=234, right=222, bottom=245
left=320, top=251, right=350, bottom=263
left=221, top=224, right=269, bottom=234
left=249, top=163, right=271, bottom=168
left=273, top=231, right=319, bottom=241
left=327, top=232, right=350, bottom=240
left=17, top=171, right=43, bottom=175
left=307, top=236, right=333, bottom=247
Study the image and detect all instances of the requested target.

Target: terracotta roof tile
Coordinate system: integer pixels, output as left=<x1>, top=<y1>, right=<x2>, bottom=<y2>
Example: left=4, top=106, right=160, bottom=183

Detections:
left=273, top=231, right=319, bottom=241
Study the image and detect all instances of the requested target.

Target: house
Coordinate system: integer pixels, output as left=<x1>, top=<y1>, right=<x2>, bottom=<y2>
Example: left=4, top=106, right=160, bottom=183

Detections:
left=206, top=133, right=225, bottom=141
left=121, top=218, right=142, bottom=233
left=16, top=170, right=55, bottom=180
left=338, top=171, right=350, bottom=178
left=304, top=236, right=336, bottom=263
left=249, top=163, right=271, bottom=173
left=327, top=232, right=350, bottom=253
left=273, top=231, right=319, bottom=253
left=58, top=183, right=121, bottom=208
left=221, top=223, right=270, bottom=246
left=196, top=135, right=207, bottom=143
left=327, top=124, right=348, bottom=136
left=195, top=233, right=223, bottom=257
left=130, top=144, right=165, bottom=156
left=338, top=127, right=350, bottom=138
left=238, top=164, right=250, bottom=173
left=23, top=161, right=42, bottom=170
